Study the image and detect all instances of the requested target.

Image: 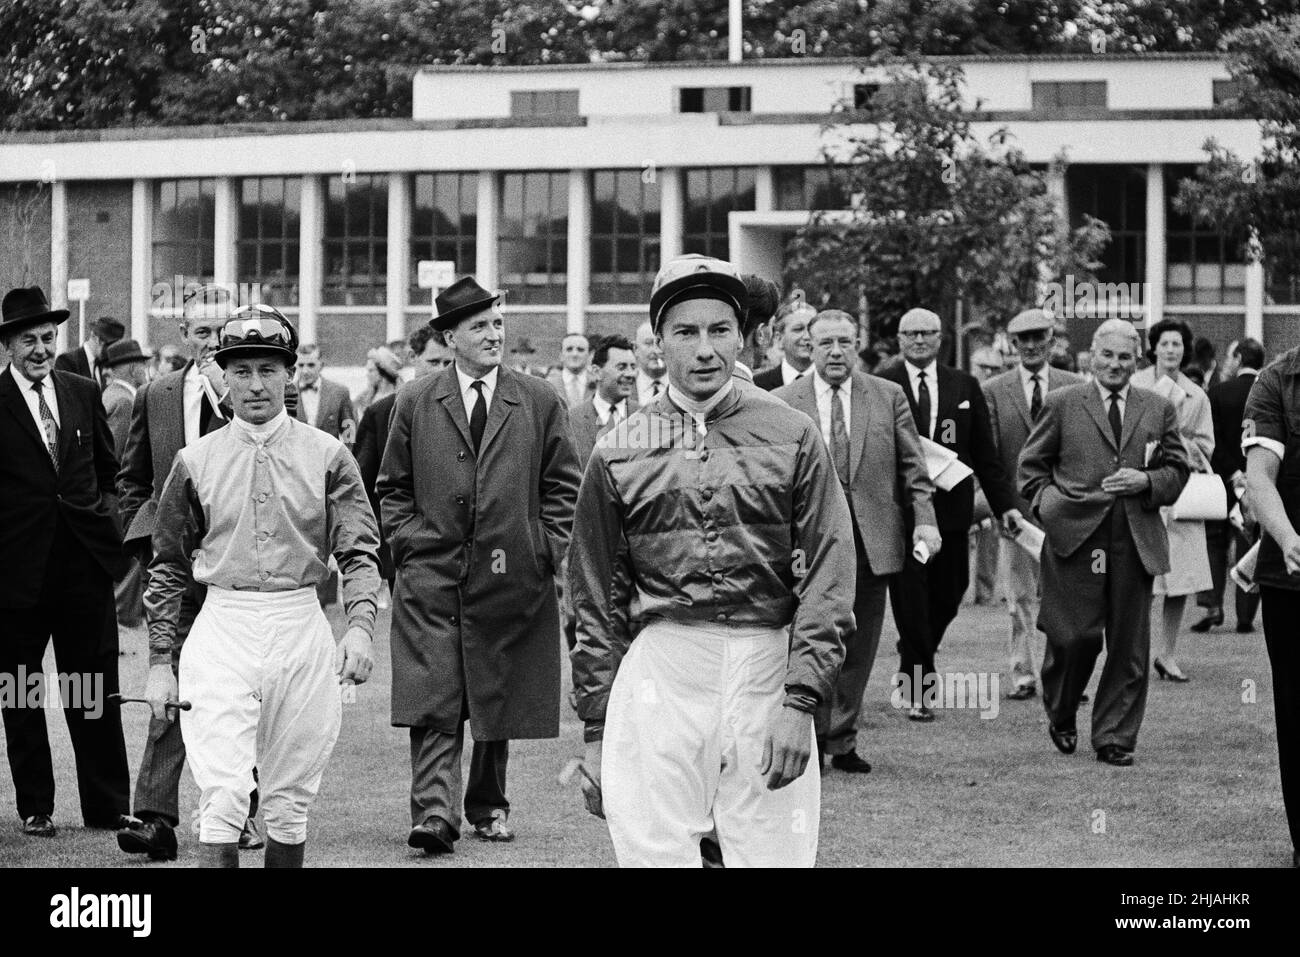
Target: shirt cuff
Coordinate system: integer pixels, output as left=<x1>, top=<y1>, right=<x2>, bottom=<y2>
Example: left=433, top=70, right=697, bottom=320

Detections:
left=783, top=685, right=820, bottom=715
left=1243, top=436, right=1285, bottom=461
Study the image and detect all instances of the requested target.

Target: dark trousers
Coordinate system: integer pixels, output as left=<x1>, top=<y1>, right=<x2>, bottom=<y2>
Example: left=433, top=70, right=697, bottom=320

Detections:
left=0, top=525, right=129, bottom=822
left=1261, top=586, right=1300, bottom=852
left=1039, top=504, right=1152, bottom=752
left=818, top=526, right=888, bottom=755
left=891, top=526, right=969, bottom=689
left=1197, top=518, right=1260, bottom=627
left=409, top=725, right=508, bottom=838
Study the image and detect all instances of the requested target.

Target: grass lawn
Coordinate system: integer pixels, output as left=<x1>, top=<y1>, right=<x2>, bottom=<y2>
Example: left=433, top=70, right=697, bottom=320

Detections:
left=0, top=590, right=1290, bottom=868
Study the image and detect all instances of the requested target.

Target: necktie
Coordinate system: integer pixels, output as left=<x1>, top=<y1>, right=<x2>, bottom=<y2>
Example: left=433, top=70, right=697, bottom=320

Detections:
left=1108, top=390, right=1123, bottom=446
left=32, top=380, right=59, bottom=468
left=469, top=380, right=487, bottom=454
left=651, top=380, right=662, bottom=399
left=1030, top=374, right=1043, bottom=421
left=199, top=389, right=215, bottom=436
left=916, top=370, right=931, bottom=440
left=830, top=382, right=851, bottom=486
left=93, top=361, right=105, bottom=390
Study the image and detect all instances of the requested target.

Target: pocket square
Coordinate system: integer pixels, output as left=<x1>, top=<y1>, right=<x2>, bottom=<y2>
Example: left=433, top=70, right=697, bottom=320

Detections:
left=957, top=400, right=970, bottom=409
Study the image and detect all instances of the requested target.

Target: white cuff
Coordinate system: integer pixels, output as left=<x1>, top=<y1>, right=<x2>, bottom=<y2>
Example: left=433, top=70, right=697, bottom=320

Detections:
left=1242, top=436, right=1285, bottom=461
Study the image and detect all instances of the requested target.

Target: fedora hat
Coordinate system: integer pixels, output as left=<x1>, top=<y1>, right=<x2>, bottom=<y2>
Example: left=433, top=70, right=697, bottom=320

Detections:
left=90, top=316, right=126, bottom=344
left=102, top=338, right=148, bottom=368
left=1, top=286, right=70, bottom=337
left=430, top=277, right=501, bottom=332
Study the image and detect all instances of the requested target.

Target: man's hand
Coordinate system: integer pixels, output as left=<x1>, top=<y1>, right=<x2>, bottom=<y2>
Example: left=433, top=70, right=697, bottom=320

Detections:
left=1000, top=508, right=1024, bottom=537
left=759, top=706, right=813, bottom=791
left=145, top=664, right=179, bottom=723
left=335, top=626, right=374, bottom=685
left=1101, top=468, right=1151, bottom=497
left=580, top=740, right=604, bottom=819
left=198, top=356, right=225, bottom=395
left=912, top=524, right=942, bottom=558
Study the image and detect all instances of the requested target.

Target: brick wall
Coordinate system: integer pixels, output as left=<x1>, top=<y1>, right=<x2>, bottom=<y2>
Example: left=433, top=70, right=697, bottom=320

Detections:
left=0, top=182, right=51, bottom=294
left=66, top=180, right=133, bottom=347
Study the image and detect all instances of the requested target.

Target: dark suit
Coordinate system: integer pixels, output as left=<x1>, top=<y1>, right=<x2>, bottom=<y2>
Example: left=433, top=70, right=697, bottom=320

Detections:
left=753, top=365, right=785, bottom=392
left=116, top=361, right=230, bottom=827
left=294, top=376, right=355, bottom=442
left=775, top=371, right=935, bottom=755
left=1019, top=382, right=1188, bottom=751
left=0, top=365, right=129, bottom=823
left=54, top=345, right=100, bottom=388
left=1198, top=370, right=1261, bottom=627
left=876, top=361, right=1016, bottom=688
left=354, top=390, right=398, bottom=584
left=568, top=393, right=638, bottom=472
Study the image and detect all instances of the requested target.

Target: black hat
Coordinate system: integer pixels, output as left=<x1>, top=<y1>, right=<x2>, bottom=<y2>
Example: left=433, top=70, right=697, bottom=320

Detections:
left=430, top=277, right=501, bottom=332
left=91, top=316, right=126, bottom=343
left=1, top=286, right=70, bottom=337
left=102, top=339, right=148, bottom=368
left=213, top=304, right=298, bottom=367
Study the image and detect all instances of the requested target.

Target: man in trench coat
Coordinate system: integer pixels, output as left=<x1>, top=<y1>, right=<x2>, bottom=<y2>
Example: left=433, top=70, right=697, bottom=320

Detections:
left=377, top=276, right=581, bottom=854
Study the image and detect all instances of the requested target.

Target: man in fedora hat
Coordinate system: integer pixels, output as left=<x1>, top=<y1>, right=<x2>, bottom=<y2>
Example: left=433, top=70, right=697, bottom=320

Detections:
left=102, top=338, right=151, bottom=629
left=56, top=315, right=125, bottom=390
left=0, top=286, right=132, bottom=838
left=378, top=275, right=581, bottom=854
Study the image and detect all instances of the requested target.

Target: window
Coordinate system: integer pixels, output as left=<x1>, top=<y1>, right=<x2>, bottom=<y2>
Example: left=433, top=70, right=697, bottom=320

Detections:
left=152, top=179, right=215, bottom=288
left=852, top=83, right=881, bottom=109
left=1165, top=165, right=1246, bottom=306
left=498, top=172, right=568, bottom=305
left=590, top=170, right=662, bottom=304
left=774, top=165, right=852, bottom=211
left=1066, top=164, right=1146, bottom=289
left=1212, top=79, right=1241, bottom=107
left=237, top=177, right=300, bottom=306
left=510, top=90, right=580, bottom=117
left=1031, top=81, right=1107, bottom=111
left=323, top=174, right=388, bottom=307
left=683, top=167, right=756, bottom=262
left=410, top=173, right=477, bottom=300
left=679, top=86, right=752, bottom=113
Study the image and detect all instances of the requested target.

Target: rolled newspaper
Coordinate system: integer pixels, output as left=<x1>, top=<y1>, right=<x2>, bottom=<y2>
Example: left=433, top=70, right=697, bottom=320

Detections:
left=1230, top=540, right=1260, bottom=594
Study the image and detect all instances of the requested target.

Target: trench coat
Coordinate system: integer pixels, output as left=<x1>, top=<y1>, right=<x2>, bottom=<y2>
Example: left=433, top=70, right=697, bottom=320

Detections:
left=376, top=364, right=581, bottom=738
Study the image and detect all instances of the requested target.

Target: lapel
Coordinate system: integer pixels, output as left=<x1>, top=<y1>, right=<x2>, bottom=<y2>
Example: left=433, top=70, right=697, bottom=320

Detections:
left=50, top=371, right=79, bottom=470
left=433, top=368, right=473, bottom=452
left=935, top=365, right=960, bottom=442
left=849, top=373, right=871, bottom=481
left=1082, top=382, right=1118, bottom=451
left=1008, top=368, right=1033, bottom=432
left=1, top=366, right=55, bottom=469
left=1120, top=385, right=1146, bottom=454
left=479, top=367, right=520, bottom=456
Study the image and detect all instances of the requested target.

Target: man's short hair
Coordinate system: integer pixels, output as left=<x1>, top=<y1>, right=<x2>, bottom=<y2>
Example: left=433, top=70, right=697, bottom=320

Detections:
left=408, top=325, right=446, bottom=357
left=774, top=299, right=815, bottom=336
left=296, top=342, right=320, bottom=357
left=741, top=275, right=781, bottom=336
left=1234, top=337, right=1265, bottom=371
left=1091, top=318, right=1141, bottom=351
left=562, top=332, right=590, bottom=347
left=592, top=334, right=634, bottom=367
left=807, top=309, right=856, bottom=337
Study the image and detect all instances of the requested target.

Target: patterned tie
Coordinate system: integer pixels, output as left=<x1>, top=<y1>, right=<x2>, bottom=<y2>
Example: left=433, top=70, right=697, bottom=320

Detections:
left=1108, top=390, right=1123, bottom=446
left=830, top=382, right=851, bottom=486
left=32, top=380, right=59, bottom=469
left=1030, top=374, right=1043, bottom=421
left=469, top=380, right=487, bottom=454
left=916, top=370, right=931, bottom=440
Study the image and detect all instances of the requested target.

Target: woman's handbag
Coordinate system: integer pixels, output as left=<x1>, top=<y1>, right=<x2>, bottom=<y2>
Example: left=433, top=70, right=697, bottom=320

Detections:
left=1169, top=472, right=1228, bottom=521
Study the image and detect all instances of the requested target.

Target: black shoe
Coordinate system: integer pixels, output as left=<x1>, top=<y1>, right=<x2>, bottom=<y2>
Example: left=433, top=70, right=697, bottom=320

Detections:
left=408, top=817, right=456, bottom=855
left=1081, top=693, right=1091, bottom=703
left=117, top=817, right=178, bottom=861
left=238, top=817, right=264, bottom=850
left=700, top=837, right=725, bottom=868
left=1153, top=657, right=1190, bottom=683
left=86, top=813, right=137, bottom=831
left=907, top=705, right=935, bottom=722
left=22, top=814, right=56, bottom=838
left=1007, top=684, right=1037, bottom=701
left=830, top=750, right=873, bottom=773
left=1096, top=745, right=1134, bottom=766
left=1190, top=609, right=1223, bottom=632
left=1237, top=622, right=1256, bottom=634
left=1049, top=724, right=1078, bottom=755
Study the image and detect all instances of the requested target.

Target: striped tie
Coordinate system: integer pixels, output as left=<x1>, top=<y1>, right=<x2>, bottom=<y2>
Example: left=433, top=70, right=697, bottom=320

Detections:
left=32, top=380, right=59, bottom=469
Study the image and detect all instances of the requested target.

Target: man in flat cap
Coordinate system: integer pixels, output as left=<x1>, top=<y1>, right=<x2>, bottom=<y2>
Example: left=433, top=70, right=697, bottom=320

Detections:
left=379, top=276, right=581, bottom=854
left=983, top=309, right=1081, bottom=700
left=569, top=254, right=854, bottom=866
left=56, top=316, right=125, bottom=390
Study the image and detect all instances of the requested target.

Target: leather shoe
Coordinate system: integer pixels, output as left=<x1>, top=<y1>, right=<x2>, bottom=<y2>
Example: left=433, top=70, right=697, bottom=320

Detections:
left=1153, top=657, right=1190, bottom=683
left=238, top=816, right=264, bottom=850
left=117, top=817, right=178, bottom=861
left=1237, top=622, right=1255, bottom=634
left=1049, top=724, right=1077, bottom=754
left=408, top=817, right=455, bottom=855
left=1096, top=745, right=1134, bottom=766
left=22, top=814, right=56, bottom=838
left=1007, top=684, right=1037, bottom=701
left=86, top=813, right=137, bottom=831
left=907, top=705, right=935, bottom=722
left=472, top=809, right=515, bottom=842
left=1190, top=609, right=1224, bottom=632
left=830, top=750, right=873, bottom=773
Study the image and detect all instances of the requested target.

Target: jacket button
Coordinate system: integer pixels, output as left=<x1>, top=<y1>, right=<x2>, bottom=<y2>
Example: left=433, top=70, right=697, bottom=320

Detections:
left=449, top=615, right=458, bottom=626
left=699, top=451, right=709, bottom=462
left=706, top=530, right=719, bottom=542
left=715, top=611, right=728, bottom=621
left=457, top=451, right=467, bottom=461
left=259, top=571, right=270, bottom=581
left=713, top=572, right=724, bottom=585
left=701, top=488, right=713, bottom=500
left=456, top=496, right=465, bottom=505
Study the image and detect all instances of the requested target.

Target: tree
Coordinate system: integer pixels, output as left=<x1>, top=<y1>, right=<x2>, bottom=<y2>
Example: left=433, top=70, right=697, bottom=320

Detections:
left=784, top=60, right=1108, bottom=349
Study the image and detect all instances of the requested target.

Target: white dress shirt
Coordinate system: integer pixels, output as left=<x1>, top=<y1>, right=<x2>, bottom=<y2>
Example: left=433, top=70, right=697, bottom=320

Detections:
left=297, top=377, right=322, bottom=427
left=456, top=364, right=498, bottom=421
left=562, top=368, right=587, bottom=406
left=636, top=370, right=666, bottom=407
left=812, top=371, right=851, bottom=451
left=592, top=393, right=628, bottom=426
left=781, top=359, right=810, bottom=387
left=10, top=365, right=61, bottom=440
left=184, top=362, right=229, bottom=447
left=1096, top=380, right=1130, bottom=419
left=904, top=359, right=939, bottom=439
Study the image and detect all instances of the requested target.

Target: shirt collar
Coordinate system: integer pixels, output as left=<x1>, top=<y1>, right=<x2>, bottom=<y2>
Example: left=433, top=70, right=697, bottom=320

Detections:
left=813, top=370, right=849, bottom=398
left=781, top=358, right=808, bottom=382
left=456, top=363, right=499, bottom=395
left=593, top=392, right=624, bottom=419
left=9, top=363, right=45, bottom=390
left=1238, top=367, right=1259, bottom=377
left=229, top=408, right=290, bottom=441
left=1096, top=380, right=1130, bottom=403
left=563, top=368, right=583, bottom=384
left=906, top=359, right=938, bottom=381
left=113, top=379, right=138, bottom=399
left=667, top=380, right=733, bottom=419
left=1019, top=363, right=1045, bottom=387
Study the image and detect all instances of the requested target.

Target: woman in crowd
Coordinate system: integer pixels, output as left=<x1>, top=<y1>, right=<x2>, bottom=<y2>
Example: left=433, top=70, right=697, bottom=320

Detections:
left=1132, top=319, right=1215, bottom=683
left=353, top=345, right=402, bottom=418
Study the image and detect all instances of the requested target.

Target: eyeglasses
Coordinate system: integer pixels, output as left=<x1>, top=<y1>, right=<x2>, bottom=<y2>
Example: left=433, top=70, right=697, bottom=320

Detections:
left=898, top=330, right=941, bottom=340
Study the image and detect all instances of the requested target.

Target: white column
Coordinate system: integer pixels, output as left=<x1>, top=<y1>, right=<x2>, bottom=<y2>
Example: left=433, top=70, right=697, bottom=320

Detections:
left=1038, top=163, right=1068, bottom=309
left=1245, top=231, right=1265, bottom=342
left=475, top=170, right=499, bottom=291
left=213, top=177, right=238, bottom=290
left=298, top=174, right=322, bottom=345
left=660, top=167, right=683, bottom=263
left=566, top=169, right=589, bottom=334
left=49, top=181, right=69, bottom=350
left=1143, top=163, right=1165, bottom=330
left=131, top=179, right=153, bottom=346
left=387, top=172, right=411, bottom=343
left=754, top=165, right=775, bottom=212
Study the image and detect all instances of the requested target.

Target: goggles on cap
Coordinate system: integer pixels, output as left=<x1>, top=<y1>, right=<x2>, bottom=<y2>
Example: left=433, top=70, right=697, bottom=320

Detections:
left=219, top=305, right=297, bottom=350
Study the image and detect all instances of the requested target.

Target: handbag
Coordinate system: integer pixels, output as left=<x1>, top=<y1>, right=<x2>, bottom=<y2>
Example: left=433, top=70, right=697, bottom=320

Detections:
left=1169, top=472, right=1228, bottom=521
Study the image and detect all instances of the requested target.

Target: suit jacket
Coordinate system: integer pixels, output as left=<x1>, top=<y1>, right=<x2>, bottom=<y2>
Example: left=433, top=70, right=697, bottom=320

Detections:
left=117, top=361, right=229, bottom=546
left=775, top=371, right=935, bottom=576
left=1018, top=381, right=1190, bottom=576
left=983, top=364, right=1083, bottom=518
left=102, top=379, right=136, bottom=460
left=1208, top=370, right=1259, bottom=495
left=294, top=376, right=356, bottom=442
left=354, top=390, right=398, bottom=580
left=877, top=361, right=1016, bottom=532
left=568, top=393, right=639, bottom=471
left=55, top=345, right=96, bottom=385
left=377, top=365, right=581, bottom=736
left=752, top=365, right=784, bottom=392
left=0, top=366, right=126, bottom=606
left=546, top=367, right=595, bottom=408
